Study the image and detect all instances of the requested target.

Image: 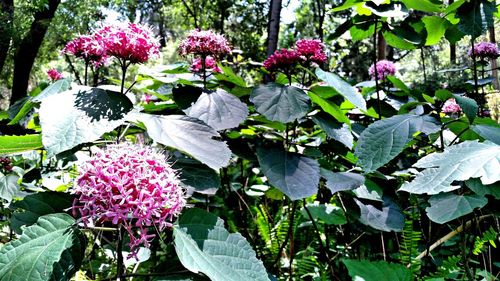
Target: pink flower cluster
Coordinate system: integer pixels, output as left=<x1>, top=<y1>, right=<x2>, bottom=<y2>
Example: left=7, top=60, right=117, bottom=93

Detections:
left=178, top=29, right=231, bottom=57
left=263, top=48, right=303, bottom=73
left=47, top=69, right=63, bottom=81
left=263, top=39, right=327, bottom=73
left=469, top=42, right=500, bottom=60
left=442, top=98, right=461, bottom=114
left=96, top=22, right=160, bottom=64
left=369, top=60, right=396, bottom=80
left=190, top=56, right=221, bottom=73
left=63, top=22, right=160, bottom=67
left=72, top=143, right=186, bottom=254
left=295, top=39, right=327, bottom=64
left=62, top=34, right=107, bottom=67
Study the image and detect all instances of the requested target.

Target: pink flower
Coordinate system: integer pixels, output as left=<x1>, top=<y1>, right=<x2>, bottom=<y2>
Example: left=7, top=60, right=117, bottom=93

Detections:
left=442, top=98, right=461, bottom=114
left=369, top=60, right=396, bottom=80
left=295, top=39, right=327, bottom=64
left=0, top=157, right=12, bottom=173
left=72, top=144, right=186, bottom=255
left=469, top=42, right=500, bottom=60
left=190, top=56, right=221, bottom=73
left=47, top=69, right=63, bottom=81
left=263, top=48, right=302, bottom=73
left=62, top=34, right=107, bottom=67
left=140, top=94, right=158, bottom=103
left=178, top=29, right=231, bottom=57
left=97, top=22, right=160, bottom=64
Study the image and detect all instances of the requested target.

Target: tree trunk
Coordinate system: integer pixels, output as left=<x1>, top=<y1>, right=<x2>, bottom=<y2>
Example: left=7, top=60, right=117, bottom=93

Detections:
left=489, top=26, right=499, bottom=90
left=0, top=0, right=14, bottom=74
left=10, top=0, right=61, bottom=106
left=266, top=0, right=282, bottom=57
left=377, top=32, right=386, bottom=60
left=449, top=0, right=456, bottom=65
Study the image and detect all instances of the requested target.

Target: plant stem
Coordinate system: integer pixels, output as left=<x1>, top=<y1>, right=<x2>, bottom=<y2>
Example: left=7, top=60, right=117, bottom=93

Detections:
left=120, top=60, right=127, bottom=95
left=273, top=201, right=297, bottom=267
left=201, top=55, right=207, bottom=89
left=84, top=62, right=89, bottom=86
left=471, top=40, right=481, bottom=114
left=303, top=200, right=331, bottom=263
left=116, top=225, right=125, bottom=281
left=373, top=19, right=382, bottom=120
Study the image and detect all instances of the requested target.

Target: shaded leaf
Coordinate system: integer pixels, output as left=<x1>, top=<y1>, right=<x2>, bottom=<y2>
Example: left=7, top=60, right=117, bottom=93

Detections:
left=174, top=159, right=221, bottom=195
left=39, top=87, right=133, bottom=156
left=465, top=178, right=500, bottom=199
left=343, top=259, right=412, bottom=281
left=301, top=203, right=346, bottom=225
left=355, top=197, right=404, bottom=232
left=0, top=213, right=84, bottom=281
left=453, top=94, right=478, bottom=123
left=185, top=89, right=248, bottom=131
left=426, top=193, right=487, bottom=224
left=256, top=146, right=319, bottom=201
left=312, top=114, right=353, bottom=149
left=134, top=113, right=231, bottom=170
left=173, top=208, right=269, bottom=281
left=320, top=168, right=364, bottom=193
left=354, top=114, right=440, bottom=172
left=400, top=140, right=500, bottom=194
left=250, top=83, right=310, bottom=123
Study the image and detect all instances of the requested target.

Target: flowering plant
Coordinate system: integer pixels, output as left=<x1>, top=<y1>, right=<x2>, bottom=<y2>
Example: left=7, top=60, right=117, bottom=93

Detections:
left=369, top=60, right=396, bottom=80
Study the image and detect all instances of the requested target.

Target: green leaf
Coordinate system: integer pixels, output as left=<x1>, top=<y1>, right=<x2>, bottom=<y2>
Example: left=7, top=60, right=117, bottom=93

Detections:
left=0, top=134, right=43, bottom=155
left=250, top=83, right=310, bottom=123
left=10, top=192, right=73, bottom=233
left=256, top=146, right=320, bottom=201
left=0, top=213, right=84, bottom=281
left=343, top=259, right=412, bottom=281
left=214, top=65, right=247, bottom=87
left=185, top=89, right=248, bottom=131
left=355, top=197, right=404, bottom=232
left=134, top=113, right=231, bottom=170
left=301, top=203, right=346, bottom=225
left=456, top=0, right=496, bottom=38
left=453, top=94, right=478, bottom=123
left=173, top=208, right=270, bottom=281
left=0, top=173, right=20, bottom=202
left=471, top=124, right=500, bottom=144
left=350, top=24, right=375, bottom=41
left=383, top=31, right=417, bottom=50
left=320, top=168, right=364, bottom=193
left=401, top=0, right=442, bottom=13
left=32, top=79, right=71, bottom=102
left=312, top=114, right=353, bottom=149
left=422, top=16, right=449, bottom=46
left=426, top=193, right=487, bottom=224
left=465, top=178, right=500, bottom=199
left=174, top=159, right=221, bottom=195
left=354, top=114, right=441, bottom=172
left=7, top=101, right=35, bottom=125
left=308, top=92, right=350, bottom=124
left=387, top=76, right=410, bottom=93
left=399, top=140, right=500, bottom=194
left=315, top=68, right=366, bottom=111
left=39, top=87, right=133, bottom=156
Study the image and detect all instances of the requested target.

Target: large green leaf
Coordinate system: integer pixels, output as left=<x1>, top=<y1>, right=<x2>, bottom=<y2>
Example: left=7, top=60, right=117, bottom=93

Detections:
left=320, top=168, right=364, bottom=193
left=10, top=192, right=73, bottom=233
left=0, top=173, right=20, bottom=202
left=399, top=140, right=500, bottom=194
left=471, top=124, right=500, bottom=145
left=0, top=213, right=84, bottom=281
left=465, top=178, right=500, bottom=199
left=355, top=197, right=404, bottom=232
left=0, top=134, right=43, bottom=155
left=343, top=259, right=412, bottom=281
left=422, top=16, right=449, bottom=45
left=173, top=208, right=269, bottom=281
left=312, top=114, right=353, bottom=149
left=250, top=83, right=310, bottom=123
left=383, top=31, right=417, bottom=50
left=134, top=113, right=231, bottom=170
left=301, top=203, right=346, bottom=225
left=456, top=0, right=496, bottom=38
left=32, top=79, right=72, bottom=102
left=454, top=94, right=478, bottom=123
left=315, top=68, right=366, bottom=111
left=354, top=114, right=440, bottom=173
left=256, top=146, right=320, bottom=201
left=39, top=87, right=133, bottom=156
left=174, top=159, right=221, bottom=195
left=426, top=193, right=488, bottom=224
left=185, top=89, right=248, bottom=131
left=401, top=0, right=442, bottom=13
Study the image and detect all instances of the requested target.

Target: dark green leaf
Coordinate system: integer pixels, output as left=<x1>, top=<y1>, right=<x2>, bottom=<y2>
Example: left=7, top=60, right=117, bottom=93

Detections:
left=173, top=208, right=270, bottom=281
left=308, top=92, right=350, bottom=124
left=343, top=260, right=412, bottom=281
left=320, top=168, right=364, bottom=193
left=256, top=146, right=319, bottom=201
left=174, top=159, right=221, bottom=195
left=426, top=193, right=487, bottom=224
left=355, top=197, right=404, bottom=232
left=354, top=114, right=441, bottom=172
left=465, top=178, right=500, bottom=199
left=0, top=213, right=84, bottom=281
left=453, top=94, right=478, bottom=123
left=456, top=0, right=496, bottom=38
left=250, top=83, right=310, bottom=123
left=312, top=114, right=353, bottom=149
left=301, top=203, right=346, bottom=225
